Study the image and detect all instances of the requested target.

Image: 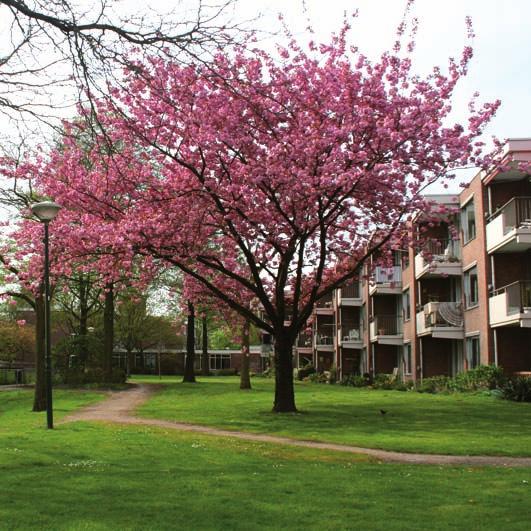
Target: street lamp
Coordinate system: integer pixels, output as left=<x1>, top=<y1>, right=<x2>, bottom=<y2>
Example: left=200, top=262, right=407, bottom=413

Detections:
left=31, top=201, right=61, bottom=429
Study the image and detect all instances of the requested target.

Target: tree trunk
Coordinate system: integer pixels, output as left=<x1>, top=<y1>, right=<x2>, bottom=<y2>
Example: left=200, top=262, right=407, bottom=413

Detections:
left=273, top=332, right=297, bottom=412
left=78, top=276, right=89, bottom=365
left=240, top=318, right=251, bottom=390
left=103, top=283, right=114, bottom=382
left=32, top=293, right=46, bottom=412
left=201, top=316, right=210, bottom=376
left=182, top=301, right=196, bottom=383
left=79, top=306, right=89, bottom=366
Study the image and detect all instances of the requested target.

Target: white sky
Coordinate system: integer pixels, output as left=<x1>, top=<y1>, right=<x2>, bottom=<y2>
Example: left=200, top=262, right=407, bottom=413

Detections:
left=0, top=0, right=529, bottom=167
left=244, top=0, right=531, bottom=141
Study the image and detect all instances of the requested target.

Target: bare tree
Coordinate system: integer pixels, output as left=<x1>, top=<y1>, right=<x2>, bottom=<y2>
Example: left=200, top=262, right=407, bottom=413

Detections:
left=0, top=0, right=247, bottom=140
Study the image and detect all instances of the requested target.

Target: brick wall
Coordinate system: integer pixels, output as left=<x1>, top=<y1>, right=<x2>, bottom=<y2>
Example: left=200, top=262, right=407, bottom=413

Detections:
left=459, top=172, right=494, bottom=364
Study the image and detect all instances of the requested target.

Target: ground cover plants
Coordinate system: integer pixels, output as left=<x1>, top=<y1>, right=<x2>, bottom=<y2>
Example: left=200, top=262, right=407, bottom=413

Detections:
left=135, top=376, right=531, bottom=457
left=1, top=387, right=530, bottom=530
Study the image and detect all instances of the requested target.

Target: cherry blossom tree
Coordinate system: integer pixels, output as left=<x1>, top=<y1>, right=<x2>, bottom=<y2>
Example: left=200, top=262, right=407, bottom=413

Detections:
left=24, top=12, right=499, bottom=412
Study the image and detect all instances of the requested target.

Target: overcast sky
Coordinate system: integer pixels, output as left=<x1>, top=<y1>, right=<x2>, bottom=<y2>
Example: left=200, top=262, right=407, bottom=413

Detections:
left=0, top=0, right=529, bottom=167
left=1, top=0, right=529, bottom=138
left=245, top=0, right=530, bottom=142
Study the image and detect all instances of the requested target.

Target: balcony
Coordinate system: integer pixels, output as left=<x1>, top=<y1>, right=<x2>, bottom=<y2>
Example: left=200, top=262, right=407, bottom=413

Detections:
left=339, top=324, right=363, bottom=349
left=416, top=301, right=464, bottom=339
left=338, top=282, right=363, bottom=306
left=369, top=266, right=402, bottom=295
left=315, top=323, right=336, bottom=350
left=370, top=315, right=403, bottom=345
left=486, top=197, right=531, bottom=253
left=489, top=281, right=531, bottom=328
left=296, top=330, right=313, bottom=352
left=315, top=293, right=334, bottom=315
left=415, top=239, right=461, bottom=279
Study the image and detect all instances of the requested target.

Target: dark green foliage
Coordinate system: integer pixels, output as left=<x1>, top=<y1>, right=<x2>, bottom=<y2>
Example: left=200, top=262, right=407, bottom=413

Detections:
left=0, top=368, right=35, bottom=385
left=53, top=334, right=104, bottom=378
left=372, top=373, right=398, bottom=389
left=0, top=321, right=35, bottom=364
left=297, top=364, right=316, bottom=380
left=418, top=366, right=507, bottom=394
left=340, top=374, right=369, bottom=387
left=60, top=367, right=126, bottom=385
left=417, top=376, right=452, bottom=394
left=452, top=365, right=506, bottom=391
left=500, top=376, right=531, bottom=402
left=307, top=371, right=328, bottom=383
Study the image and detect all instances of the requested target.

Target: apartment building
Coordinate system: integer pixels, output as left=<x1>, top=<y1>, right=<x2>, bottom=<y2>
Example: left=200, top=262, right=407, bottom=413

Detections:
left=295, top=139, right=531, bottom=381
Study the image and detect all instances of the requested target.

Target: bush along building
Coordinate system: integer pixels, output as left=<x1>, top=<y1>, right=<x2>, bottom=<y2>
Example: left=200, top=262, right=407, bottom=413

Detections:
left=295, top=139, right=531, bottom=381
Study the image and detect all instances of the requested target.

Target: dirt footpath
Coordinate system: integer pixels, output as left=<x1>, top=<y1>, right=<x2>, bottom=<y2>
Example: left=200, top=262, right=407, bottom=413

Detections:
left=63, top=384, right=531, bottom=467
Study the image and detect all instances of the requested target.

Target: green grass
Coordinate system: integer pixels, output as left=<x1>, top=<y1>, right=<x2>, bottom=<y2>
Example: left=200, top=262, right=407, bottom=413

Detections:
left=134, top=376, right=531, bottom=457
left=1, top=389, right=531, bottom=530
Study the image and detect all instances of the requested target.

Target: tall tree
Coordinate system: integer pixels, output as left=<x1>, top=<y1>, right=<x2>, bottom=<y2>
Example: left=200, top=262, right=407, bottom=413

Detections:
left=201, top=313, right=210, bottom=377
left=102, top=282, right=114, bottom=382
left=183, top=300, right=196, bottom=383
left=15, top=12, right=499, bottom=411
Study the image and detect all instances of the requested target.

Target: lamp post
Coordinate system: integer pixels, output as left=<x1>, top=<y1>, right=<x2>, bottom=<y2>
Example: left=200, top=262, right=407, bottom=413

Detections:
left=31, top=201, right=61, bottom=429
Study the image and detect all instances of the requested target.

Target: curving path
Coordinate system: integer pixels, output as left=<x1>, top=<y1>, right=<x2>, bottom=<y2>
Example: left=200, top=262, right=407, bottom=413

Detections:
left=63, top=383, right=531, bottom=467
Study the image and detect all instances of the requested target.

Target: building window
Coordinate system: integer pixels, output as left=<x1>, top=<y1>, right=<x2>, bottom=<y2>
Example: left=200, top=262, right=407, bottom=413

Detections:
left=464, top=266, right=479, bottom=308
left=461, top=200, right=476, bottom=243
left=401, top=250, right=410, bottom=269
left=403, top=344, right=412, bottom=375
left=403, top=288, right=411, bottom=321
left=466, top=336, right=480, bottom=369
left=210, top=353, right=231, bottom=370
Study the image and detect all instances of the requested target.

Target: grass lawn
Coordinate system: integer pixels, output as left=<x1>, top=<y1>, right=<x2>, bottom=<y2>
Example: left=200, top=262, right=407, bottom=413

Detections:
left=134, top=376, right=531, bottom=457
left=1, top=388, right=530, bottom=530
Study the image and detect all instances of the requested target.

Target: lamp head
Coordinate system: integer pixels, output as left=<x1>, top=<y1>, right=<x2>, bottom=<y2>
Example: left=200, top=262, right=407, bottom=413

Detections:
left=31, top=201, right=62, bottom=222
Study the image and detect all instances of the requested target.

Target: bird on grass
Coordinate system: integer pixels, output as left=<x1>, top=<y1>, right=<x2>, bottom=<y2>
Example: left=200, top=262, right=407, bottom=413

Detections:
left=380, top=409, right=388, bottom=416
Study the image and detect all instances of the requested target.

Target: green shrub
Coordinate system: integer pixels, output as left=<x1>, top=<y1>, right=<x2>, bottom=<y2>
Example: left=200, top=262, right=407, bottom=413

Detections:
left=372, top=373, right=396, bottom=389
left=297, top=364, right=316, bottom=380
left=393, top=380, right=415, bottom=392
left=417, top=375, right=452, bottom=394
left=500, top=377, right=531, bottom=402
left=306, top=371, right=328, bottom=383
left=328, top=365, right=337, bottom=385
left=452, top=365, right=506, bottom=391
left=60, top=367, right=126, bottom=385
left=340, top=374, right=368, bottom=387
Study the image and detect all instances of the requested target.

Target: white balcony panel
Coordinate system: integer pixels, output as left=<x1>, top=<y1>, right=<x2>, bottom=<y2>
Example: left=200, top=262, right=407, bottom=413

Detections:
left=489, top=291, right=531, bottom=328
left=415, top=253, right=462, bottom=279
left=486, top=215, right=531, bottom=253
left=369, top=266, right=402, bottom=295
left=369, top=318, right=403, bottom=345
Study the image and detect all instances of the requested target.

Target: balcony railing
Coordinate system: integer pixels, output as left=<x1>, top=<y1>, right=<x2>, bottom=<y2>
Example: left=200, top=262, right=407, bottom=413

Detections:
left=297, top=331, right=313, bottom=348
left=315, top=323, right=336, bottom=346
left=491, top=281, right=531, bottom=314
left=488, top=197, right=531, bottom=233
left=373, top=266, right=402, bottom=285
left=372, top=315, right=402, bottom=335
left=341, top=282, right=361, bottom=299
left=340, top=324, right=362, bottom=342
left=422, top=301, right=463, bottom=328
left=421, top=238, right=461, bottom=261
left=316, top=292, right=333, bottom=308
